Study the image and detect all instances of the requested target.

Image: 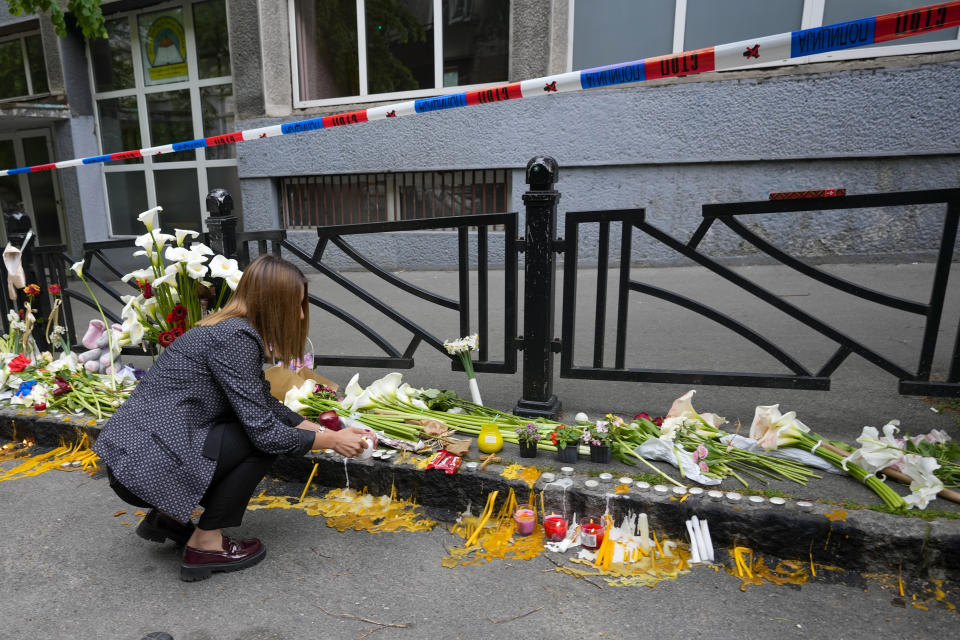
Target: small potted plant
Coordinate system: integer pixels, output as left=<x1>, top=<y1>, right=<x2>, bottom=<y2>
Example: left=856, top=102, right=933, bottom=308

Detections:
left=549, top=424, right=582, bottom=463
left=583, top=415, right=623, bottom=464
left=515, top=423, right=542, bottom=458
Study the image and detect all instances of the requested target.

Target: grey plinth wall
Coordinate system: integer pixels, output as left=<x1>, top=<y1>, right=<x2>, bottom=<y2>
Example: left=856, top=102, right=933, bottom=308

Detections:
left=237, top=54, right=960, bottom=269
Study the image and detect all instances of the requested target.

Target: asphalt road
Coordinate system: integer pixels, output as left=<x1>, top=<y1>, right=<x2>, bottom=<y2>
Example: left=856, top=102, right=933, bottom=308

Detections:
left=0, top=463, right=955, bottom=640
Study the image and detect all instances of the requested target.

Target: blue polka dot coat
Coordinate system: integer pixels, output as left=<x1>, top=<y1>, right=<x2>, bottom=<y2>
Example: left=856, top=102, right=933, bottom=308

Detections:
left=93, top=317, right=315, bottom=522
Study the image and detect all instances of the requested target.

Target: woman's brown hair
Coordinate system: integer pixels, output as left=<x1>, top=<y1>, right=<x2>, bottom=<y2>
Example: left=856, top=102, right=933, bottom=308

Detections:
left=197, top=254, right=309, bottom=363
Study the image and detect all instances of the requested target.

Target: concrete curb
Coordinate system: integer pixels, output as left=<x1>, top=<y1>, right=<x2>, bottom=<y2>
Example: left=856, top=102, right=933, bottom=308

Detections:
left=5, top=408, right=959, bottom=582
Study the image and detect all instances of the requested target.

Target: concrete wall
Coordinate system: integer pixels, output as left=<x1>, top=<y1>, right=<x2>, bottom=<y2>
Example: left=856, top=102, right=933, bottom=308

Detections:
left=236, top=53, right=960, bottom=267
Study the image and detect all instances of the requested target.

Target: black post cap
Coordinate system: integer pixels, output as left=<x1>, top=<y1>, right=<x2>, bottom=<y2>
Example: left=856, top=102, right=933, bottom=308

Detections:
left=525, top=156, right=559, bottom=190
left=206, top=188, right=234, bottom=217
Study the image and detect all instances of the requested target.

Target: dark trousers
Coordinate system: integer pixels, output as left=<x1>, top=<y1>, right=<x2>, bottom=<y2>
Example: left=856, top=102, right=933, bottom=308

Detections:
left=107, top=421, right=276, bottom=530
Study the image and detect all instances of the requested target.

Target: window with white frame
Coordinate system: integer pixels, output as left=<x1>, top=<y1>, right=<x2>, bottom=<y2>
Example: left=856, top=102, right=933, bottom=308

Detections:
left=88, top=0, right=239, bottom=237
left=572, top=0, right=960, bottom=72
left=291, top=0, right=510, bottom=107
left=0, top=30, right=48, bottom=101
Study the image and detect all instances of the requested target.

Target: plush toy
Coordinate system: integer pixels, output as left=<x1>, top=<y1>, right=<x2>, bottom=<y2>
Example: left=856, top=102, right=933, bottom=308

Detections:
left=76, top=319, right=123, bottom=373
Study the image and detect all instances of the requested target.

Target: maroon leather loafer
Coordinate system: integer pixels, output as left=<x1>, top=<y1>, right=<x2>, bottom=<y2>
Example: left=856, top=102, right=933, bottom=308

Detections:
left=180, top=536, right=266, bottom=582
left=136, top=508, right=195, bottom=546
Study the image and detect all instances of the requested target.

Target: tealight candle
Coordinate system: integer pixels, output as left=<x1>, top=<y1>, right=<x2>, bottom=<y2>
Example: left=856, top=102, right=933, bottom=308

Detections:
left=618, top=477, right=633, bottom=486
left=653, top=484, right=668, bottom=494
left=464, top=461, right=479, bottom=472
left=748, top=495, right=765, bottom=505
left=560, top=466, right=574, bottom=476
left=726, top=492, right=743, bottom=503
left=769, top=497, right=786, bottom=506
left=688, top=487, right=704, bottom=497
left=543, top=513, right=568, bottom=542
left=513, top=508, right=536, bottom=536
left=672, top=486, right=687, bottom=496
left=797, top=501, right=814, bottom=512
left=707, top=490, right=723, bottom=501
left=579, top=516, right=604, bottom=550
left=540, top=472, right=556, bottom=483
left=635, top=481, right=651, bottom=492
left=598, top=473, right=613, bottom=484
left=584, top=480, right=599, bottom=490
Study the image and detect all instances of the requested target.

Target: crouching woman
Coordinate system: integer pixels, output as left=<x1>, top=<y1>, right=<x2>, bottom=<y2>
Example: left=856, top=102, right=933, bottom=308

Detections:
left=94, top=255, right=370, bottom=581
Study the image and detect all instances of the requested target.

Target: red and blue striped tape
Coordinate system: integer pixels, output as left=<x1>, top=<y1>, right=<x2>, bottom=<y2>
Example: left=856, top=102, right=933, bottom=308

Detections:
left=2, top=1, right=957, bottom=177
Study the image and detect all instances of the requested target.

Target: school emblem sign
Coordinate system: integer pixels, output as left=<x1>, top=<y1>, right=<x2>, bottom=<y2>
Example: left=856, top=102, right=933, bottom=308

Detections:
left=139, top=9, right=188, bottom=85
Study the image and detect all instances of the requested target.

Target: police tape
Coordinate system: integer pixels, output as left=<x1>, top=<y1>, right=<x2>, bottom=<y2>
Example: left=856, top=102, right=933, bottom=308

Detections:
left=2, top=0, right=958, bottom=176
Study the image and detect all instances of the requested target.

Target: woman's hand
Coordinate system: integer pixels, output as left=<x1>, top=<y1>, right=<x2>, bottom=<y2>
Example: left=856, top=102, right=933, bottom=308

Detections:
left=331, top=427, right=376, bottom=458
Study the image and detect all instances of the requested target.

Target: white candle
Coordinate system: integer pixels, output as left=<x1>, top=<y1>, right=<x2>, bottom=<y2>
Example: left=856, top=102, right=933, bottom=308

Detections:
left=638, top=513, right=650, bottom=550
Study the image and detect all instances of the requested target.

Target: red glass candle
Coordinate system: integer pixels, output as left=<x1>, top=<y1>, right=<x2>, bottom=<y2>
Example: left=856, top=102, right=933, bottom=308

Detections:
left=579, top=516, right=604, bottom=550
left=543, top=514, right=568, bottom=541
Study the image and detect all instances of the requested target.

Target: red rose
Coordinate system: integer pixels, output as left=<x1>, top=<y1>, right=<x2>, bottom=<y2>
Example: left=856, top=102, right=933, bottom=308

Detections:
left=53, top=377, right=72, bottom=396
left=158, top=330, right=177, bottom=347
left=170, top=304, right=188, bottom=322
left=23, top=284, right=40, bottom=297
left=8, top=353, right=31, bottom=372
left=48, top=284, right=62, bottom=295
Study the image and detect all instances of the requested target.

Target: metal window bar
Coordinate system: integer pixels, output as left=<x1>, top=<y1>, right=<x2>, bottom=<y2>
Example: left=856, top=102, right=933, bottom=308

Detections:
left=281, top=169, right=509, bottom=229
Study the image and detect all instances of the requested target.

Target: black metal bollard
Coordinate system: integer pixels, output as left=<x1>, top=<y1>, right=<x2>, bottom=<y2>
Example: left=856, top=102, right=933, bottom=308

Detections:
left=205, top=188, right=238, bottom=261
left=513, top=156, right=562, bottom=418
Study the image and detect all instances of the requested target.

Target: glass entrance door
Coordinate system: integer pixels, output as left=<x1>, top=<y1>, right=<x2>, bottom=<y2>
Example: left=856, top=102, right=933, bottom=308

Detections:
left=0, top=129, right=65, bottom=246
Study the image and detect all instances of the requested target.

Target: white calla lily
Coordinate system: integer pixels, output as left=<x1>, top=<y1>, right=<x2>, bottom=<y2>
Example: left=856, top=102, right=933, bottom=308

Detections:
left=226, top=270, right=243, bottom=290
left=70, top=261, right=84, bottom=278
left=141, top=296, right=158, bottom=318
left=902, top=454, right=943, bottom=510
left=185, top=260, right=209, bottom=280
left=121, top=268, right=155, bottom=284
left=151, top=271, right=178, bottom=287
left=121, top=319, right=145, bottom=346
left=174, top=228, right=199, bottom=246
left=283, top=379, right=318, bottom=414
left=137, top=206, right=162, bottom=231
left=341, top=373, right=364, bottom=409
left=749, top=404, right=811, bottom=451
left=189, top=242, right=214, bottom=256
left=209, top=255, right=239, bottom=279
left=165, top=246, right=191, bottom=263
left=842, top=421, right=905, bottom=474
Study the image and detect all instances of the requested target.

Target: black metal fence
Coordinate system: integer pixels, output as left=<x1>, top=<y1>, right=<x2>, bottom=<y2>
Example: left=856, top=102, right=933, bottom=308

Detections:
left=2, top=158, right=957, bottom=416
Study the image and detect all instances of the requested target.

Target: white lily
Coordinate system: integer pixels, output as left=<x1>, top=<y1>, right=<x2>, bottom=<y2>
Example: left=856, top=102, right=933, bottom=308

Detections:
left=151, top=271, right=178, bottom=287
left=165, top=246, right=191, bottom=263
left=185, top=260, right=209, bottom=280
left=121, top=319, right=145, bottom=346
left=209, top=255, right=239, bottom=279
left=659, top=416, right=684, bottom=442
left=283, top=379, right=317, bottom=414
left=666, top=389, right=726, bottom=429
left=226, top=270, right=243, bottom=290
left=189, top=242, right=214, bottom=256
left=119, top=295, right=143, bottom=322
left=174, top=228, right=199, bottom=246
left=70, top=261, right=84, bottom=278
left=137, top=206, right=162, bottom=232
left=341, top=373, right=364, bottom=409
left=902, top=454, right=943, bottom=510
left=842, top=421, right=905, bottom=474
left=749, top=404, right=811, bottom=451
left=121, top=268, right=156, bottom=284
left=135, top=232, right=175, bottom=253
left=141, top=296, right=158, bottom=318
